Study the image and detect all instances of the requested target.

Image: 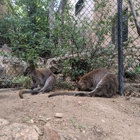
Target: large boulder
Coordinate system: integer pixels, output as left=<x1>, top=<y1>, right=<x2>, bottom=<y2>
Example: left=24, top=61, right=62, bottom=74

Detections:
left=0, top=44, right=27, bottom=87
left=0, top=44, right=27, bottom=79
left=0, top=118, right=39, bottom=140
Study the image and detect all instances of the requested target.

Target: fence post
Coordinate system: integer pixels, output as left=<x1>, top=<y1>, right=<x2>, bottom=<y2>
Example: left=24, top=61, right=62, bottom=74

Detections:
left=117, top=0, right=124, bottom=95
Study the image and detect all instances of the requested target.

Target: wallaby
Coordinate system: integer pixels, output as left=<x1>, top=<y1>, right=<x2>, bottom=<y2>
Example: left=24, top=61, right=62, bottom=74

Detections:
left=48, top=68, right=118, bottom=98
left=19, top=60, right=56, bottom=99
left=77, top=68, right=109, bottom=91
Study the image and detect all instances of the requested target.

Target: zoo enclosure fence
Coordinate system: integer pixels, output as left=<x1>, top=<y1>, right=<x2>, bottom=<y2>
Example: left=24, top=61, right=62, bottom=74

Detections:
left=0, top=0, right=140, bottom=90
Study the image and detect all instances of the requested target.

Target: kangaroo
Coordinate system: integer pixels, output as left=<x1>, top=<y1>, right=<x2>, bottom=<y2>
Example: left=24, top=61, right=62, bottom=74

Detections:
left=19, top=60, right=56, bottom=99
left=75, top=72, right=118, bottom=97
left=48, top=68, right=118, bottom=98
left=77, top=68, right=109, bottom=91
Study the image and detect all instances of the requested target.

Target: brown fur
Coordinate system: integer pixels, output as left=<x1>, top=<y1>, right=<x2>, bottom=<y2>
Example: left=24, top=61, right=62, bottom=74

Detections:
left=19, top=60, right=56, bottom=99
left=48, top=68, right=118, bottom=98
left=77, top=68, right=109, bottom=91
left=75, top=73, right=118, bottom=97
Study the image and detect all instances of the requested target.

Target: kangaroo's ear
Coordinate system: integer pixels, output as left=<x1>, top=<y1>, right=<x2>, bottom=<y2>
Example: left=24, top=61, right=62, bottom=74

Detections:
left=29, top=60, right=34, bottom=67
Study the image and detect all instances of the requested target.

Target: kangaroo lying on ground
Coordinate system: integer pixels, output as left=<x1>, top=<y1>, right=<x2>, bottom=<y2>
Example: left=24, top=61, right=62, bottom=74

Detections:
left=19, top=60, right=56, bottom=98
left=48, top=68, right=118, bottom=98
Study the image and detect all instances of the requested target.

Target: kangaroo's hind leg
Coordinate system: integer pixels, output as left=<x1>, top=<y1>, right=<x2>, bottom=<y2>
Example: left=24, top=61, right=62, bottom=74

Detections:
left=39, top=74, right=56, bottom=94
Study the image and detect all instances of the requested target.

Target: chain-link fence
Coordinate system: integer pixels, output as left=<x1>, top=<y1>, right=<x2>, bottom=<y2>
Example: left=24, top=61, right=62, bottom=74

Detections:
left=0, top=0, right=140, bottom=89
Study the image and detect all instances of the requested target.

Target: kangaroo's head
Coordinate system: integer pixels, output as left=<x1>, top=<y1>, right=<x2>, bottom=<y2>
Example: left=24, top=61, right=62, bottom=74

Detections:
left=77, top=81, right=87, bottom=91
left=23, top=60, right=35, bottom=76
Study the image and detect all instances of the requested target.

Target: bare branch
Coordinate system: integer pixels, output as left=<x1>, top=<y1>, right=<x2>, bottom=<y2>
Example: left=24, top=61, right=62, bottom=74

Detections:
left=128, top=0, right=140, bottom=36
left=49, top=0, right=54, bottom=38
left=58, top=0, right=68, bottom=16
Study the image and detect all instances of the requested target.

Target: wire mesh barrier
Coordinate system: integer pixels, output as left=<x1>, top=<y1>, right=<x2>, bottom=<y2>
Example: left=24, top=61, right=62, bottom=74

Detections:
left=0, top=0, right=140, bottom=90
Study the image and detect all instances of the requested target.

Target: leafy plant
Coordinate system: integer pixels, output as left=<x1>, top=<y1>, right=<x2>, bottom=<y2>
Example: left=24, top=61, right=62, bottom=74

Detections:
left=22, top=116, right=31, bottom=123
left=12, top=75, right=31, bottom=88
left=0, top=0, right=54, bottom=62
left=135, top=66, right=140, bottom=74
left=79, top=125, right=86, bottom=131
left=56, top=81, right=74, bottom=90
left=0, top=0, right=139, bottom=80
left=0, top=0, right=4, bottom=5
left=70, top=118, right=77, bottom=128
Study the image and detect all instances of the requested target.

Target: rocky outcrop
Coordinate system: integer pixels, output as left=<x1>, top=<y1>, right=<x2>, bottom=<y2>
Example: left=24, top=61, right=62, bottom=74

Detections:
left=0, top=44, right=27, bottom=79
left=45, top=52, right=90, bottom=74
left=0, top=118, right=39, bottom=140
left=0, top=118, right=77, bottom=140
left=0, top=44, right=27, bottom=87
left=43, top=124, right=61, bottom=140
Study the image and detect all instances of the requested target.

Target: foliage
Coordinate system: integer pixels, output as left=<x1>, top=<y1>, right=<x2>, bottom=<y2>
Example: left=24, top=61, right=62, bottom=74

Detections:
left=56, top=81, right=74, bottom=90
left=135, top=66, right=140, bottom=74
left=0, top=0, right=54, bottom=62
left=70, top=118, right=77, bottom=128
left=0, top=0, right=118, bottom=79
left=59, top=0, right=118, bottom=79
left=0, top=0, right=139, bottom=80
left=70, top=118, right=86, bottom=131
left=22, top=116, right=31, bottom=123
left=0, top=0, right=4, bottom=5
left=60, top=0, right=140, bottom=79
left=12, top=75, right=31, bottom=88
left=62, top=57, right=91, bottom=80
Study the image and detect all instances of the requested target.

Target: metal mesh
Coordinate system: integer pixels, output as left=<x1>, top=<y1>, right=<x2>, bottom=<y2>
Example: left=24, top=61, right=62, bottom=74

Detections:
left=0, top=0, right=140, bottom=88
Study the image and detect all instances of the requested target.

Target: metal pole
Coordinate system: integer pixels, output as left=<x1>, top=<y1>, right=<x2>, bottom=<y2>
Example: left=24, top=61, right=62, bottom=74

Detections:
left=117, top=0, right=124, bottom=95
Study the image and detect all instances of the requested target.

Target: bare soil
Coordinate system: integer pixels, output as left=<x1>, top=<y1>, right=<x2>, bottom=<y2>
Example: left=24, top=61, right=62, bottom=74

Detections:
left=0, top=89, right=140, bottom=140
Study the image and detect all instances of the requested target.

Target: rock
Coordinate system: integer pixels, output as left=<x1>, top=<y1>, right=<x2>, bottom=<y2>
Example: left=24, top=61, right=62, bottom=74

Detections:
left=0, top=118, right=9, bottom=128
left=54, top=113, right=63, bottom=118
left=0, top=118, right=39, bottom=140
left=45, top=52, right=90, bottom=74
left=56, top=74, right=64, bottom=82
left=78, top=101, right=82, bottom=105
left=0, top=44, right=27, bottom=88
left=0, top=44, right=27, bottom=78
left=1, top=44, right=12, bottom=55
left=33, top=125, right=43, bottom=136
left=0, top=63, right=6, bottom=78
left=43, top=124, right=61, bottom=140
left=3, top=56, right=27, bottom=78
left=37, top=57, right=45, bottom=68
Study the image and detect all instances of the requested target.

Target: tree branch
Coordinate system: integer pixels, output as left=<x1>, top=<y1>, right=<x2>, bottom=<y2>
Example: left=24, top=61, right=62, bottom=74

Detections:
left=49, top=0, right=54, bottom=38
left=58, top=0, right=68, bottom=16
left=128, top=0, right=140, bottom=36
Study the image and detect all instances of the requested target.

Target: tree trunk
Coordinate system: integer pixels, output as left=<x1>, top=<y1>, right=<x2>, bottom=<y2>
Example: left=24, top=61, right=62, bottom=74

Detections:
left=58, top=0, right=68, bottom=17
left=49, top=0, right=54, bottom=39
left=58, top=0, right=68, bottom=45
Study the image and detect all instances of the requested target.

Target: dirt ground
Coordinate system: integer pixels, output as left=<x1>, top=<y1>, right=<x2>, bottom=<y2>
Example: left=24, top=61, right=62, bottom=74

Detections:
left=0, top=89, right=140, bottom=140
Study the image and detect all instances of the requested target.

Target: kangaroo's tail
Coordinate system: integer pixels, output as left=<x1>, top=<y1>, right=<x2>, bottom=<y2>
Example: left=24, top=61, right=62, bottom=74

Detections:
left=19, top=88, right=40, bottom=99
left=48, top=91, right=90, bottom=97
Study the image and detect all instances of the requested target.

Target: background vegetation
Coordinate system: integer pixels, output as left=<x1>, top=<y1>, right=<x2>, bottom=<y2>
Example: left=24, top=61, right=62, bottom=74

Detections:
left=0, top=0, right=140, bottom=80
